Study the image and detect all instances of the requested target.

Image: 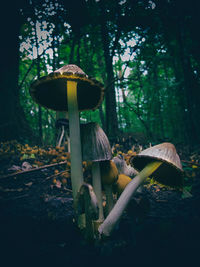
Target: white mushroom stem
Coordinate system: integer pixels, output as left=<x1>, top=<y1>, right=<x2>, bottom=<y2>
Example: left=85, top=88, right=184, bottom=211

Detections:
left=57, top=125, right=65, bottom=147
left=92, top=162, right=104, bottom=222
left=67, top=81, right=84, bottom=200
left=83, top=188, right=95, bottom=240
left=104, top=185, right=114, bottom=215
left=98, top=161, right=162, bottom=237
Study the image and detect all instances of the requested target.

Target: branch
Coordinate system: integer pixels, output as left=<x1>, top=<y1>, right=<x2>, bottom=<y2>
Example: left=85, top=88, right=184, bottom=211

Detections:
left=105, top=42, right=141, bottom=92
left=0, top=161, right=68, bottom=179
left=18, top=46, right=51, bottom=90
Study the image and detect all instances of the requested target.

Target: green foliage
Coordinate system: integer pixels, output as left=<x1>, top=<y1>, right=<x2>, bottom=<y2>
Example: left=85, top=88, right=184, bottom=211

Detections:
left=13, top=0, right=200, bottom=146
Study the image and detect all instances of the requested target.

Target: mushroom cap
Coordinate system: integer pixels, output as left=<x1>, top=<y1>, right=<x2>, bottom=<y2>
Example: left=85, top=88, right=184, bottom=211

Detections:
left=100, top=160, right=118, bottom=185
left=113, top=155, right=138, bottom=177
left=81, top=122, right=112, bottom=162
left=130, top=142, right=183, bottom=187
left=115, top=174, right=132, bottom=195
left=30, top=64, right=105, bottom=111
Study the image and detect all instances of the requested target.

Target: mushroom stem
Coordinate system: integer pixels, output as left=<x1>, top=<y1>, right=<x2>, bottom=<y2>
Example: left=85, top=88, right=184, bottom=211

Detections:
left=92, top=162, right=104, bottom=222
left=57, top=125, right=65, bottom=147
left=64, top=112, right=71, bottom=152
left=104, top=185, right=114, bottom=215
left=83, top=187, right=95, bottom=240
left=98, top=161, right=162, bottom=237
left=67, top=81, right=84, bottom=200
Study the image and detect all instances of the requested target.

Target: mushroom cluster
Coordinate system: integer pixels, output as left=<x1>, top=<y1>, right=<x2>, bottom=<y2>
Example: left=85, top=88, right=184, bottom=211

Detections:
left=98, top=142, right=183, bottom=237
left=30, top=64, right=183, bottom=242
left=30, top=64, right=105, bottom=230
left=81, top=122, right=112, bottom=224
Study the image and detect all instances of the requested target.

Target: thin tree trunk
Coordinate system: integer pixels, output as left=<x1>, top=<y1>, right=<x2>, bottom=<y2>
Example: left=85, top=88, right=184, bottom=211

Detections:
left=177, top=21, right=200, bottom=143
left=69, top=34, right=76, bottom=64
left=0, top=3, right=29, bottom=141
left=99, top=1, right=118, bottom=138
left=99, top=105, right=106, bottom=130
left=34, top=18, right=43, bottom=144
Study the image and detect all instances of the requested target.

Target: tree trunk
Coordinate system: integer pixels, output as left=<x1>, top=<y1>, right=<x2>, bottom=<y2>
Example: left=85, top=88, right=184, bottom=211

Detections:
left=34, top=17, right=43, bottom=145
left=0, top=3, right=30, bottom=141
left=177, top=22, right=200, bottom=143
left=99, top=1, right=118, bottom=138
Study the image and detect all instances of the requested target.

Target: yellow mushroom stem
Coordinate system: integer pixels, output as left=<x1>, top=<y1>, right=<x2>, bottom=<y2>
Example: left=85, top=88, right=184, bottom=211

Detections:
left=67, top=81, right=84, bottom=228
left=98, top=161, right=162, bottom=237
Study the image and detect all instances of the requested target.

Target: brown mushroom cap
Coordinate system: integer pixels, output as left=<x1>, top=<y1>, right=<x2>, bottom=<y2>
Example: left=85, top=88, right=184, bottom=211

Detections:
left=130, top=143, right=183, bottom=187
left=81, top=122, right=112, bottom=162
left=114, top=174, right=132, bottom=195
left=100, top=160, right=118, bottom=185
left=30, top=64, right=105, bottom=111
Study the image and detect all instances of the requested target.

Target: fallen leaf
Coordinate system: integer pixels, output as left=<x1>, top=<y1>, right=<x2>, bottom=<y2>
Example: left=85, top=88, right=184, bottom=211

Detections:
left=4, top=188, right=23, bottom=192
left=24, top=182, right=33, bottom=187
left=192, top=165, right=198, bottom=169
left=55, top=180, right=62, bottom=188
left=8, top=165, right=21, bottom=171
left=22, top=161, right=33, bottom=171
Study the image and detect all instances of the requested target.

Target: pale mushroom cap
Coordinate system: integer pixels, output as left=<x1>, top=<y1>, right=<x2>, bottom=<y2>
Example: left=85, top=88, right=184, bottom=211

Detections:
left=130, top=143, right=183, bottom=187
left=30, top=64, right=104, bottom=111
left=81, top=122, right=112, bottom=162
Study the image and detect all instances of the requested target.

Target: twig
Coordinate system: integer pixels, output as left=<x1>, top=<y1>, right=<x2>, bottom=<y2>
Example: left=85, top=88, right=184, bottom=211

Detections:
left=43, top=169, right=69, bottom=182
left=0, top=194, right=29, bottom=202
left=0, top=161, right=68, bottom=179
left=63, top=187, right=73, bottom=193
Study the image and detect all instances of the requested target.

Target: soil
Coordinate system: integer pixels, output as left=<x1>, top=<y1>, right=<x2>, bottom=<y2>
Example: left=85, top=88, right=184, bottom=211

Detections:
left=0, top=158, right=200, bottom=267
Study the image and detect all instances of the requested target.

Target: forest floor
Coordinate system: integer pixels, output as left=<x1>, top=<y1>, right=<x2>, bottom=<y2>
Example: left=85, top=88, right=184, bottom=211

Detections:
left=0, top=140, right=200, bottom=267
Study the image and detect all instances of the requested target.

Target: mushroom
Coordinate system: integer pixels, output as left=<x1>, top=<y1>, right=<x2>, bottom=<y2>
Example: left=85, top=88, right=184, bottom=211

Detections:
left=98, top=142, right=183, bottom=237
left=100, top=160, right=118, bottom=215
left=81, top=122, right=112, bottom=224
left=30, top=64, right=104, bottom=205
left=112, top=155, right=146, bottom=194
left=113, top=155, right=138, bottom=177
left=114, top=174, right=132, bottom=196
left=55, top=118, right=69, bottom=149
left=74, top=183, right=99, bottom=240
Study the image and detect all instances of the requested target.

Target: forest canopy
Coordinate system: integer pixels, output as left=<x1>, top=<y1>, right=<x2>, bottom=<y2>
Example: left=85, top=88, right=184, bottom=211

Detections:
left=0, top=0, right=199, bottom=147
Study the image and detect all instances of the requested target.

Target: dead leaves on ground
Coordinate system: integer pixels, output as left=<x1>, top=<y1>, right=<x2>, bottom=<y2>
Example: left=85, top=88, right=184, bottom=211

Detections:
left=0, top=140, right=200, bottom=197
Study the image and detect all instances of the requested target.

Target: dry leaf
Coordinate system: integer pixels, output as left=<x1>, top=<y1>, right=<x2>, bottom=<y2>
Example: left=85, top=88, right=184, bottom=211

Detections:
left=55, top=180, right=62, bottom=188
left=25, top=182, right=33, bottom=186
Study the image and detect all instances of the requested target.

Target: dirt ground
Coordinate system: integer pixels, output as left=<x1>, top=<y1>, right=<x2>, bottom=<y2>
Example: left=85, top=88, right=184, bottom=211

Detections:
left=0, top=150, right=200, bottom=267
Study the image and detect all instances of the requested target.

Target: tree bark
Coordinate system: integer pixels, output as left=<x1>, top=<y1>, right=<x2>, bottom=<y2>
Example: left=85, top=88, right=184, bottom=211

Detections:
left=99, top=0, right=119, bottom=138
left=0, top=3, right=30, bottom=141
left=34, top=14, right=43, bottom=145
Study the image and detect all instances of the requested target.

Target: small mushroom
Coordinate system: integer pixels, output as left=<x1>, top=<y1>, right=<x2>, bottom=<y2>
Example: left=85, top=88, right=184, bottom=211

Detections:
left=81, top=122, right=112, bottom=223
left=30, top=64, right=104, bottom=203
left=98, top=142, right=183, bottom=237
left=55, top=118, right=69, bottom=149
left=130, top=142, right=183, bottom=187
left=74, top=183, right=99, bottom=240
left=100, top=160, right=118, bottom=215
left=114, top=174, right=132, bottom=196
left=113, top=155, right=138, bottom=177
